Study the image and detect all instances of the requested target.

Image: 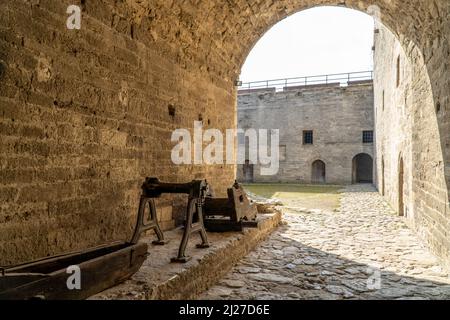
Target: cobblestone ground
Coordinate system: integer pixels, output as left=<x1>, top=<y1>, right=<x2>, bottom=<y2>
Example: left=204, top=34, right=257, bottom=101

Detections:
left=200, top=185, right=450, bottom=300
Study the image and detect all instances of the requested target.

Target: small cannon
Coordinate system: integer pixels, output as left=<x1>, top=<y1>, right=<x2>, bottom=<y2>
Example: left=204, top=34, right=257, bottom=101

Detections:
left=203, top=181, right=258, bottom=232
left=140, top=177, right=210, bottom=263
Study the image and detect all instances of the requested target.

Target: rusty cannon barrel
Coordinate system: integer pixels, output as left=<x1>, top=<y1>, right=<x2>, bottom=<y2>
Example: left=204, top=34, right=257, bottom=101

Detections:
left=141, top=177, right=210, bottom=199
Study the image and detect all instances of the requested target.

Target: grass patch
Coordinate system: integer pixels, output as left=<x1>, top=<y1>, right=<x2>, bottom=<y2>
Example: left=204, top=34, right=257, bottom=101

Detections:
left=244, top=184, right=342, bottom=212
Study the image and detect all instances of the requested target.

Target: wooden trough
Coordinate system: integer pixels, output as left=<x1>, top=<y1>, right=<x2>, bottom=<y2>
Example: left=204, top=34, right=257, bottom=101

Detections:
left=0, top=187, right=160, bottom=300
left=0, top=241, right=148, bottom=300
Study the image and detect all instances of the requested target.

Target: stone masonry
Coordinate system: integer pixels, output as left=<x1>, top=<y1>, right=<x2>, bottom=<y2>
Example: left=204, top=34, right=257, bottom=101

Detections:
left=0, top=1, right=449, bottom=270
left=237, top=81, right=374, bottom=184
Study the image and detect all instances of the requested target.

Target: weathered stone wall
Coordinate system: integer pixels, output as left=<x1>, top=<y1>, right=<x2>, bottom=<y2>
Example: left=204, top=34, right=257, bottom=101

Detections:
left=373, top=24, right=413, bottom=216
left=237, top=82, right=374, bottom=184
left=374, top=22, right=450, bottom=268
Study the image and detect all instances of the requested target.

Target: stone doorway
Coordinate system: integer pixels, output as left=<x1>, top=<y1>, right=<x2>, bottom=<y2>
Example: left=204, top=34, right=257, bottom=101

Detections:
left=312, top=160, right=326, bottom=184
left=352, top=153, right=373, bottom=183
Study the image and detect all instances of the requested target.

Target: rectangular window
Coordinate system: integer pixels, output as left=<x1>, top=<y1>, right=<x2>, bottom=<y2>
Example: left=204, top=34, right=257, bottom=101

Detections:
left=363, top=131, right=374, bottom=144
left=303, top=131, right=313, bottom=145
left=396, top=56, right=401, bottom=87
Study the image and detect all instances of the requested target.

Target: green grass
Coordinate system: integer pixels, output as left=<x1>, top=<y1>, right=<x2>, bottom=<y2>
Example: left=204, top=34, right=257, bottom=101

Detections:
left=244, top=184, right=342, bottom=212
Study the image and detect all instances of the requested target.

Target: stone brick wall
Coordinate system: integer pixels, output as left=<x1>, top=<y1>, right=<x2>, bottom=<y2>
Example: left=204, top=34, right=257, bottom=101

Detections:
left=237, top=82, right=374, bottom=184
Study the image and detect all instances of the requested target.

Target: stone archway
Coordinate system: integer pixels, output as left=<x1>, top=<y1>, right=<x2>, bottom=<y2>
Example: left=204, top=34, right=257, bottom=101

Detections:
left=226, top=2, right=448, bottom=237
left=228, top=1, right=448, bottom=205
left=352, top=154, right=374, bottom=184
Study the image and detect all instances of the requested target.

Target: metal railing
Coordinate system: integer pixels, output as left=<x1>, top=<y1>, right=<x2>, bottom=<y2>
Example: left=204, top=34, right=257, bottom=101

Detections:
left=238, top=70, right=373, bottom=91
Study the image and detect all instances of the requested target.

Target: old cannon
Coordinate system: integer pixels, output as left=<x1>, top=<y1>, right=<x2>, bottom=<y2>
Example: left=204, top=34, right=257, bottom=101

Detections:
left=140, top=177, right=210, bottom=263
left=204, top=181, right=258, bottom=232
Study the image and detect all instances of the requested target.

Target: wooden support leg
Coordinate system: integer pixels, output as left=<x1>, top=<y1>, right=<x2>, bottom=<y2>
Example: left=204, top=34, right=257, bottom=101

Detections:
left=195, top=204, right=210, bottom=249
left=130, top=196, right=168, bottom=245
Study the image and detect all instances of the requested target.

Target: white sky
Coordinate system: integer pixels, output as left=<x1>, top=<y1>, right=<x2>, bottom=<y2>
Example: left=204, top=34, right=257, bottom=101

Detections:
left=240, top=6, right=375, bottom=83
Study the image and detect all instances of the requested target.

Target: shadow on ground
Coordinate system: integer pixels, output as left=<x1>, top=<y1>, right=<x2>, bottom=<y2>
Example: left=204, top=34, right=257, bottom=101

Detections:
left=202, top=224, right=450, bottom=300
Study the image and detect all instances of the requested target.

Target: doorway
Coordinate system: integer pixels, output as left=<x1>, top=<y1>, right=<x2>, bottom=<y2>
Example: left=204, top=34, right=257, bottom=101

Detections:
left=312, top=160, right=326, bottom=184
left=352, top=153, right=373, bottom=183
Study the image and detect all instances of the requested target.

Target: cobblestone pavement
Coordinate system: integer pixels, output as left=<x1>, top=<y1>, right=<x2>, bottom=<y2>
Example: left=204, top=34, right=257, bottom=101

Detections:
left=200, top=185, right=450, bottom=300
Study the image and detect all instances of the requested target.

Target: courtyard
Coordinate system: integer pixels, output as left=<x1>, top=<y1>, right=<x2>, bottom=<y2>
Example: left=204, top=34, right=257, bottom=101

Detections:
left=201, top=184, right=450, bottom=300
